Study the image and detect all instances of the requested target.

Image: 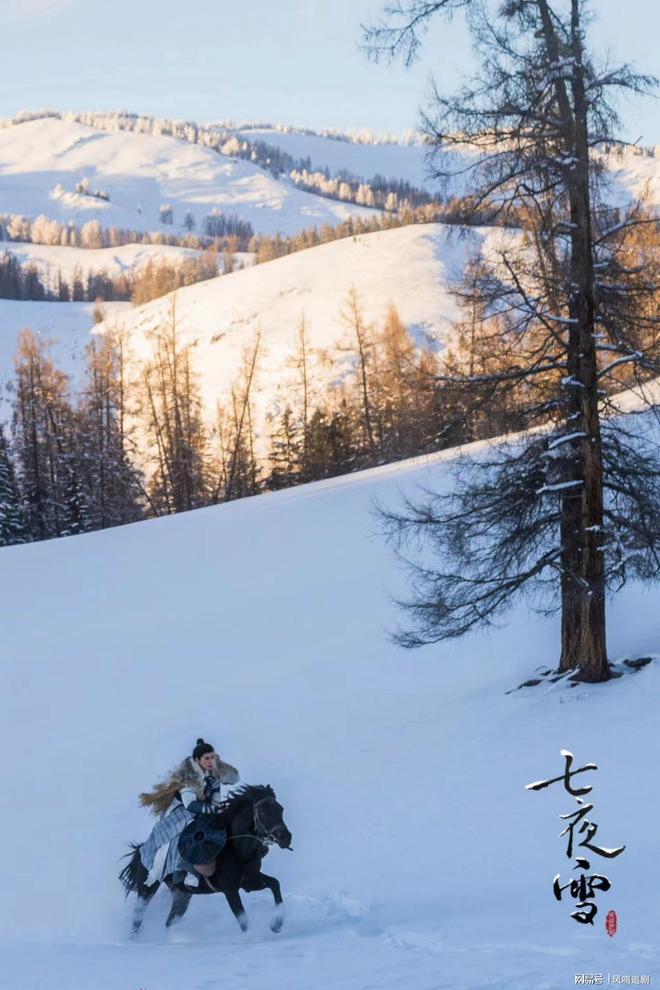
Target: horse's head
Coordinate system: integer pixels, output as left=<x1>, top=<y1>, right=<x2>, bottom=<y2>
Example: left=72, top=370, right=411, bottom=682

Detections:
left=253, top=792, right=293, bottom=850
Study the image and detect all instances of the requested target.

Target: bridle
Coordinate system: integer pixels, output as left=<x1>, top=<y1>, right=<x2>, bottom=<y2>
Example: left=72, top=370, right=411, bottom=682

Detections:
left=252, top=796, right=278, bottom=845
left=229, top=796, right=290, bottom=848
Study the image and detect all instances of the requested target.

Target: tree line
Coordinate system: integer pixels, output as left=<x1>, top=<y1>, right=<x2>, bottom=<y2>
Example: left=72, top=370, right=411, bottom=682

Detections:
left=0, top=287, right=513, bottom=548
left=0, top=249, right=220, bottom=305
left=0, top=213, right=254, bottom=252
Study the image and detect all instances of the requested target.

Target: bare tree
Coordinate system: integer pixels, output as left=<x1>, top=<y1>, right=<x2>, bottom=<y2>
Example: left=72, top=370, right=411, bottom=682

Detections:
left=340, top=287, right=378, bottom=463
left=141, top=297, right=211, bottom=513
left=215, top=334, right=262, bottom=502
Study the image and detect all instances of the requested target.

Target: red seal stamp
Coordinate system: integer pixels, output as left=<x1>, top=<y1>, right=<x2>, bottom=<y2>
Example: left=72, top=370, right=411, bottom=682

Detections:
left=605, top=910, right=617, bottom=937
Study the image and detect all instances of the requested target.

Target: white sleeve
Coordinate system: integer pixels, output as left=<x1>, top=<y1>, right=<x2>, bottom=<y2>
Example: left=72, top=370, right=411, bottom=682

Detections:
left=180, top=787, right=199, bottom=809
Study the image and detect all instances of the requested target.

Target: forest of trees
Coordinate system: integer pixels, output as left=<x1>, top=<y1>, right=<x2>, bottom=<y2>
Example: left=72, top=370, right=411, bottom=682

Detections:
left=0, top=198, right=500, bottom=305
left=0, top=249, right=220, bottom=305
left=0, top=212, right=254, bottom=252
left=0, top=287, right=504, bottom=548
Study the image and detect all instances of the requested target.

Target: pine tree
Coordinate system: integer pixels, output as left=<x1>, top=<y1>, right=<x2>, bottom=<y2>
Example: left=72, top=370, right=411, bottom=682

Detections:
left=0, top=420, right=25, bottom=546
left=267, top=406, right=303, bottom=490
left=339, top=288, right=378, bottom=464
left=11, top=330, right=87, bottom=539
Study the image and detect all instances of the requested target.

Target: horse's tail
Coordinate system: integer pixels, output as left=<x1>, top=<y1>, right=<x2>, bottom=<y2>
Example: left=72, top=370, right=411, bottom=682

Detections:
left=118, top=843, right=143, bottom=897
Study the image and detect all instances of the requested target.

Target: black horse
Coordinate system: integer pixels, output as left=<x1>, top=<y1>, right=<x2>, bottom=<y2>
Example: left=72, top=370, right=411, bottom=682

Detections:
left=119, top=784, right=293, bottom=936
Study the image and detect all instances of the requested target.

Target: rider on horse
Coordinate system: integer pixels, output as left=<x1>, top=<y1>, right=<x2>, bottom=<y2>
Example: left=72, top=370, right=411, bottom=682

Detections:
left=137, top=738, right=239, bottom=887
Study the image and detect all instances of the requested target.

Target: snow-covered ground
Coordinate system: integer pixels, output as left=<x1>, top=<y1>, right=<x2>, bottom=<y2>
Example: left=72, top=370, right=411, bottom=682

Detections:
left=0, top=298, right=131, bottom=395
left=0, top=117, right=378, bottom=237
left=92, top=222, right=479, bottom=428
left=239, top=126, right=660, bottom=206
left=0, top=439, right=658, bottom=989
left=238, top=127, right=436, bottom=189
left=0, top=223, right=473, bottom=428
left=0, top=222, right=476, bottom=444
left=604, top=145, right=660, bottom=207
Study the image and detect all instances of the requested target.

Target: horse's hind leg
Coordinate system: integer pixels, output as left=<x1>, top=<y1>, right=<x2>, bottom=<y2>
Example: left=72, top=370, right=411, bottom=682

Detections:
left=131, top=882, right=159, bottom=938
left=165, top=887, right=192, bottom=929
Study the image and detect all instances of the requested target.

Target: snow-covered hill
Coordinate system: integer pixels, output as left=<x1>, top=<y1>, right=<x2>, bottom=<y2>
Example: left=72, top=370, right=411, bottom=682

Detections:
left=0, top=435, right=658, bottom=989
left=0, top=116, right=377, bottom=237
left=0, top=223, right=478, bottom=425
left=0, top=222, right=475, bottom=439
left=0, top=299, right=131, bottom=395
left=239, top=125, right=660, bottom=204
left=91, top=222, right=477, bottom=428
left=238, top=126, right=434, bottom=189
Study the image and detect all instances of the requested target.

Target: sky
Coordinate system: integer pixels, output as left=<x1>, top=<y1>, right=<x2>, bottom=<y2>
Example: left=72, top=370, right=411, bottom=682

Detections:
left=0, top=0, right=658, bottom=142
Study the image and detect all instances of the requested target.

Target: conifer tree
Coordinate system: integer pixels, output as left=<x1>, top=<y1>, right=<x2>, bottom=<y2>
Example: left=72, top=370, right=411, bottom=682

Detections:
left=11, top=330, right=87, bottom=539
left=366, top=0, right=660, bottom=681
left=267, top=406, right=303, bottom=490
left=0, top=420, right=25, bottom=546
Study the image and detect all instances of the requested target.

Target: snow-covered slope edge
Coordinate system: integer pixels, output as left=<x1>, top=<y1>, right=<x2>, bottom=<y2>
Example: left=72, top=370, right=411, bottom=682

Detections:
left=0, top=116, right=377, bottom=238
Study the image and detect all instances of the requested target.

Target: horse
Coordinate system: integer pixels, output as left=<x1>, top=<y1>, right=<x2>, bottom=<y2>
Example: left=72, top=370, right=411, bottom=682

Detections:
left=119, top=784, right=293, bottom=936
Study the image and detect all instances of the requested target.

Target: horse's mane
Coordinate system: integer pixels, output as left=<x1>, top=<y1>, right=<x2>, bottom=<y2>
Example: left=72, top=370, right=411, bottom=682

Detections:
left=222, top=784, right=275, bottom=818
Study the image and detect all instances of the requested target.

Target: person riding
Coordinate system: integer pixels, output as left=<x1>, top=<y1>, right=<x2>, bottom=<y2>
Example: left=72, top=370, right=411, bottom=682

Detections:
left=137, top=738, right=239, bottom=888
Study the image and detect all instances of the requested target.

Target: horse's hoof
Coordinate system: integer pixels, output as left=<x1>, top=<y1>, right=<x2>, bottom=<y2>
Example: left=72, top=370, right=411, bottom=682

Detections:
left=270, top=908, right=283, bottom=933
left=237, top=912, right=248, bottom=932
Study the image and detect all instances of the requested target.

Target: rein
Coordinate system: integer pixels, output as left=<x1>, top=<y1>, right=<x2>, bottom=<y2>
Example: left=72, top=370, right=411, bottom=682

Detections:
left=228, top=797, right=278, bottom=846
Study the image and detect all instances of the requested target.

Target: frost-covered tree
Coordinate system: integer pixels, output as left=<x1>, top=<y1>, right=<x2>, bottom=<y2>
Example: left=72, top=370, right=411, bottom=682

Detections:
left=77, top=332, right=144, bottom=529
left=366, top=0, right=660, bottom=682
left=11, top=330, right=90, bottom=539
left=0, top=420, right=25, bottom=546
left=267, top=406, right=303, bottom=490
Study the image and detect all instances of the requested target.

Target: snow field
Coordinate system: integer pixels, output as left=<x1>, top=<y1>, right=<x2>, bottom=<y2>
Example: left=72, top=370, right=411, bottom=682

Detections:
left=0, top=444, right=658, bottom=988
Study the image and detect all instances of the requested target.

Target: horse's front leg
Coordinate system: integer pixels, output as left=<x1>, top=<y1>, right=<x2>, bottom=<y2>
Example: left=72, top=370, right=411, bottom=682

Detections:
left=242, top=872, right=283, bottom=932
left=224, top=886, right=248, bottom=932
left=260, top=872, right=284, bottom=932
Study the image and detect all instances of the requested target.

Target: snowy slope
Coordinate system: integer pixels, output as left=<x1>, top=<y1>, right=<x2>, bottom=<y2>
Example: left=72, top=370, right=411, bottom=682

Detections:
left=91, top=222, right=478, bottom=428
left=0, top=436, right=658, bottom=989
left=239, top=126, right=660, bottom=205
left=238, top=127, right=435, bottom=189
left=0, top=117, right=378, bottom=237
left=0, top=299, right=131, bottom=394
left=0, top=223, right=474, bottom=439
left=603, top=145, right=660, bottom=206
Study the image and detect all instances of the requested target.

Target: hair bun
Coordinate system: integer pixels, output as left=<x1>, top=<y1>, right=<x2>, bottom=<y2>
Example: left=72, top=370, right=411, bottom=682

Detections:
left=196, top=737, right=205, bottom=745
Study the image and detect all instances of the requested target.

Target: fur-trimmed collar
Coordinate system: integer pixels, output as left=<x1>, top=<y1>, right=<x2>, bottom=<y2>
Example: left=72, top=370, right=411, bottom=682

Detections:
left=139, top=753, right=239, bottom=816
left=174, top=755, right=222, bottom=790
